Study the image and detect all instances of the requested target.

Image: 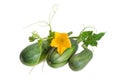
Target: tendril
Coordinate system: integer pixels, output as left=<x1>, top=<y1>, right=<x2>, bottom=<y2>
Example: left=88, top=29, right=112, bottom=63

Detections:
left=81, top=24, right=97, bottom=33
left=28, top=66, right=35, bottom=75
left=24, top=4, right=58, bottom=32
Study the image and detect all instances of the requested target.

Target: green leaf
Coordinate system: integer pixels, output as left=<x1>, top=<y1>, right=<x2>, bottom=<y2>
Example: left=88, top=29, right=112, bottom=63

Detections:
left=80, top=31, right=93, bottom=39
left=67, top=31, right=73, bottom=36
left=90, top=41, right=97, bottom=46
left=77, top=31, right=105, bottom=48
left=78, top=31, right=93, bottom=42
left=93, top=32, right=105, bottom=40
left=29, top=31, right=40, bottom=42
left=29, top=36, right=36, bottom=42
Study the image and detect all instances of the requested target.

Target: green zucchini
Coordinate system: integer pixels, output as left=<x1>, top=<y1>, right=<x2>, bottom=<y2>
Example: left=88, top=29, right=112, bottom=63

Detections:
left=47, top=61, right=67, bottom=68
left=47, top=39, right=78, bottom=68
left=69, top=49, right=93, bottom=71
left=20, top=41, right=50, bottom=66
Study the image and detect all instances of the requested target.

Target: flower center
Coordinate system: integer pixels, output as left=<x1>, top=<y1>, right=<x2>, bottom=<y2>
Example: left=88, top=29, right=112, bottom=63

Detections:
left=60, top=38, right=64, bottom=43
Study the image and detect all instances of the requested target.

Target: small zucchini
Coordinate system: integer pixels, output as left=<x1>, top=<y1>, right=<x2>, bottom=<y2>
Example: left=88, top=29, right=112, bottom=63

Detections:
left=69, top=49, right=93, bottom=71
left=20, top=41, right=50, bottom=66
left=47, top=39, right=78, bottom=68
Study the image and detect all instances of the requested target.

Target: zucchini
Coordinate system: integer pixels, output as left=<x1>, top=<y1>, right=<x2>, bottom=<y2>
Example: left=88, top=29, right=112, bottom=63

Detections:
left=47, top=61, right=67, bottom=68
left=69, top=49, right=93, bottom=71
left=20, top=41, right=50, bottom=66
left=47, top=39, right=78, bottom=68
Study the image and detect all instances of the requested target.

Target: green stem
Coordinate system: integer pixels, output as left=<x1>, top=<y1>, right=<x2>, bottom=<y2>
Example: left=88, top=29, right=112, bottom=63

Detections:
left=70, top=37, right=78, bottom=38
left=82, top=44, right=88, bottom=49
left=48, top=23, right=52, bottom=31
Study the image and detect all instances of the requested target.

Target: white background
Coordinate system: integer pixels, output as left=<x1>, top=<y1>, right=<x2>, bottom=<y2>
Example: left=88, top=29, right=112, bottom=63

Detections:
left=0, top=0, right=120, bottom=80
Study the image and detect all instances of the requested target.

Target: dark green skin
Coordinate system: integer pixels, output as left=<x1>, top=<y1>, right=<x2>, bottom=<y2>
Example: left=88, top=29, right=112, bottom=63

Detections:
left=20, top=41, right=50, bottom=66
left=47, top=39, right=78, bottom=68
left=69, top=49, right=93, bottom=71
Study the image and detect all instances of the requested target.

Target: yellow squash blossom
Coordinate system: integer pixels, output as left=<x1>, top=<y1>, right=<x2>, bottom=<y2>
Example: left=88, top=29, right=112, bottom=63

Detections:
left=50, top=32, right=71, bottom=55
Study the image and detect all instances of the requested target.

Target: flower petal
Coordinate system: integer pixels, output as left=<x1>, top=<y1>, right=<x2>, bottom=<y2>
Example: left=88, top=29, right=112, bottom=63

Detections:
left=50, top=39, right=58, bottom=47
left=50, top=32, right=71, bottom=55
left=57, top=46, right=66, bottom=55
